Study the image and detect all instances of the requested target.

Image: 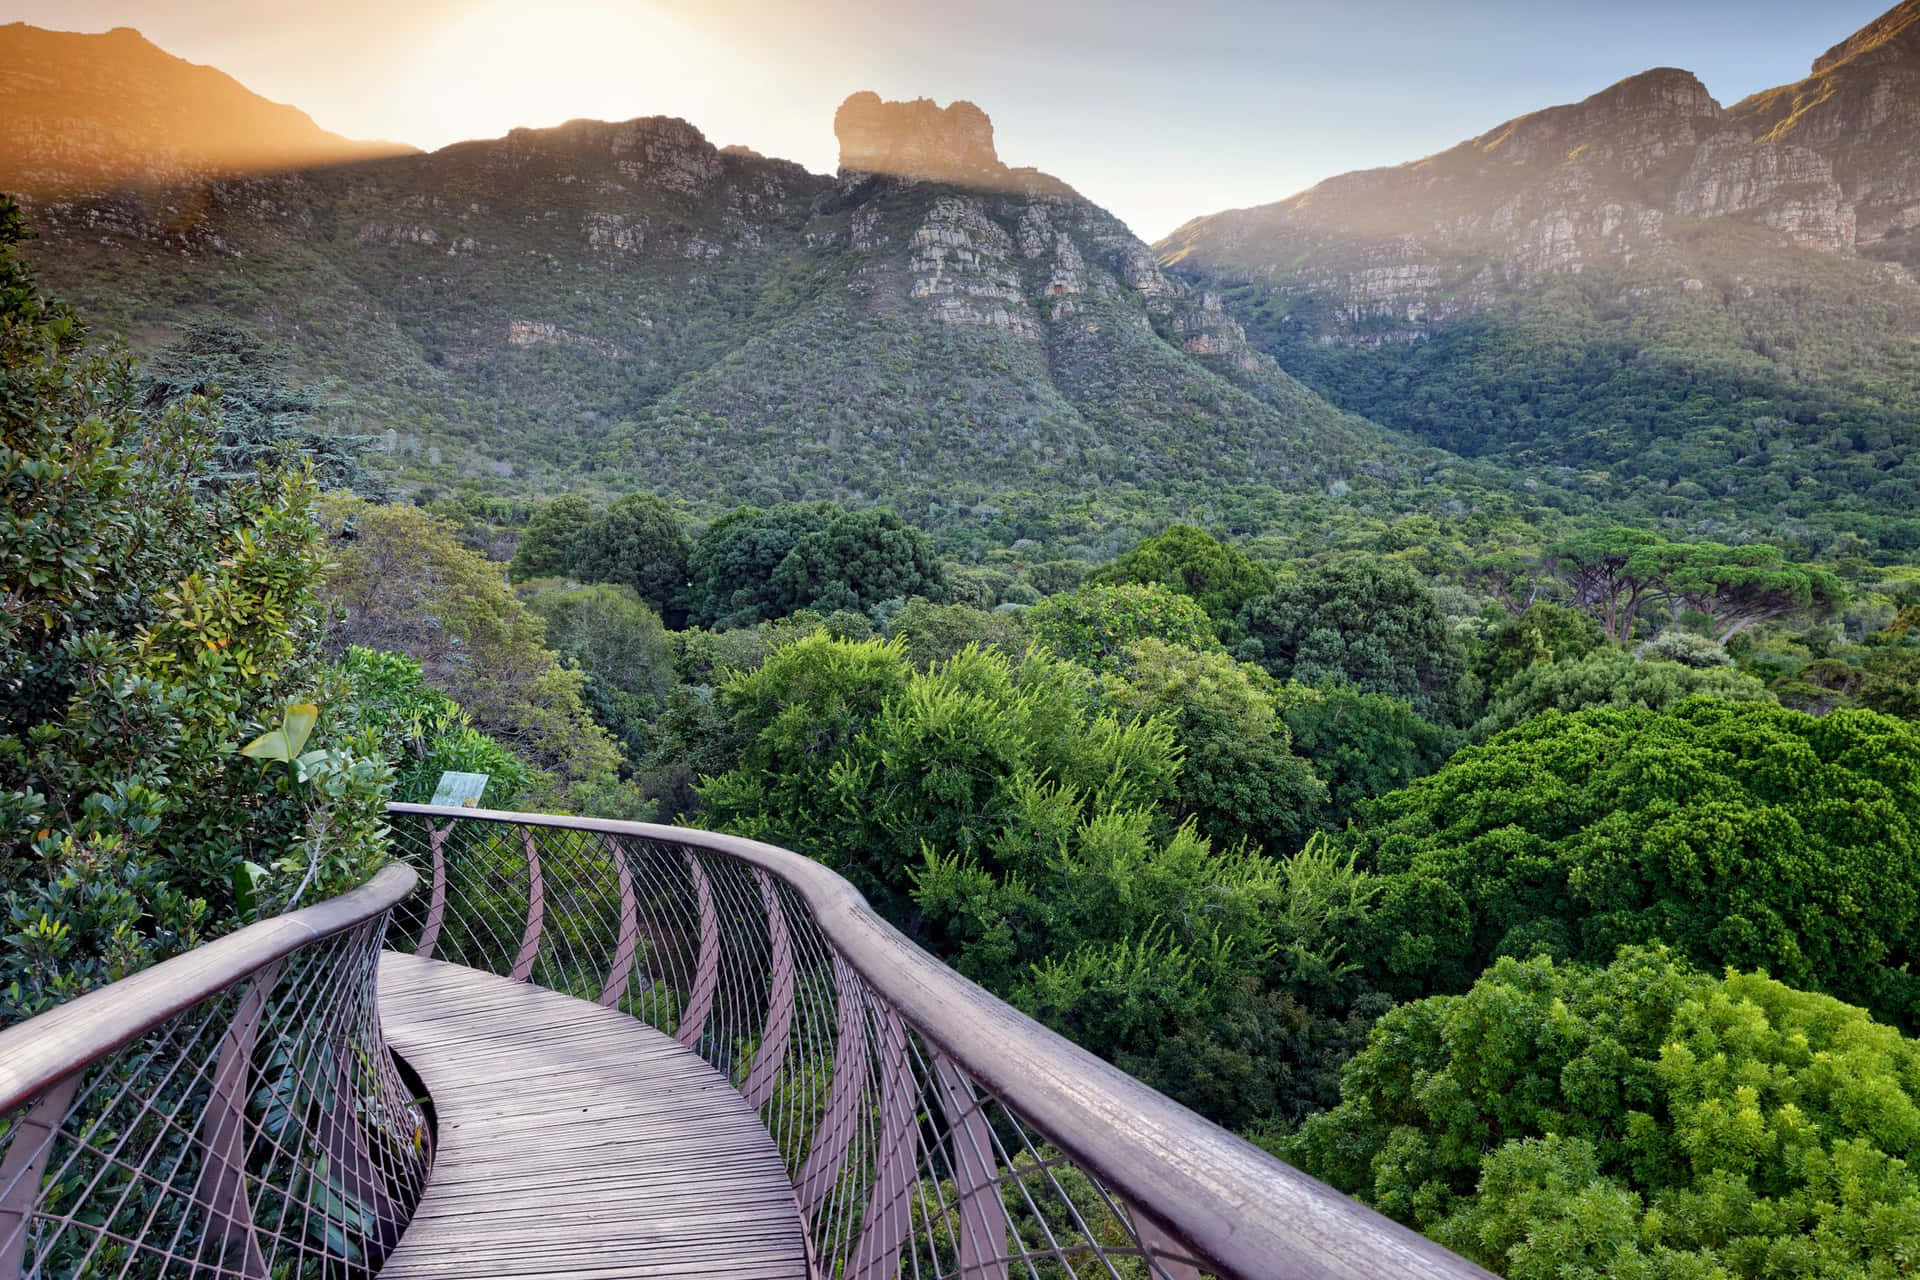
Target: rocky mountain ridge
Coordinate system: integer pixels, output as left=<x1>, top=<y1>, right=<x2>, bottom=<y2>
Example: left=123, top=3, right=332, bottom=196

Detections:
left=12, top=65, right=1445, bottom=534
left=1159, top=1, right=1920, bottom=308
left=1152, top=0, right=1920, bottom=551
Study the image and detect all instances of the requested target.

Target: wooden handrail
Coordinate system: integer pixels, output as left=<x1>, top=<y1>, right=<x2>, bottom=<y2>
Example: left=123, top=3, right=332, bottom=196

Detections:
left=388, top=804, right=1490, bottom=1280
left=0, top=863, right=419, bottom=1114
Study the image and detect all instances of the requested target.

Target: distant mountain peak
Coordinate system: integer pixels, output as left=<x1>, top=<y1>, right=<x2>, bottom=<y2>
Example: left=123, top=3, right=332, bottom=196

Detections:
left=0, top=22, right=412, bottom=199
left=834, top=91, right=1007, bottom=186
left=1812, top=0, right=1920, bottom=75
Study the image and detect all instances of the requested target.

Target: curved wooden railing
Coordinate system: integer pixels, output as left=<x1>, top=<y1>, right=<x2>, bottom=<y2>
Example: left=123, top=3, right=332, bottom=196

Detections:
left=0, top=864, right=427, bottom=1278
left=387, top=804, right=1491, bottom=1280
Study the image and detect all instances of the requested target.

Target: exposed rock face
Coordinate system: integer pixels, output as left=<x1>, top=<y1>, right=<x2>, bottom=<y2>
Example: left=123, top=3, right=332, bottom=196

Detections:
left=1674, top=136, right=1855, bottom=249
left=834, top=91, right=1003, bottom=185
left=817, top=94, right=1257, bottom=363
left=0, top=23, right=411, bottom=198
left=1727, top=0, right=1920, bottom=262
left=1159, top=0, right=1920, bottom=354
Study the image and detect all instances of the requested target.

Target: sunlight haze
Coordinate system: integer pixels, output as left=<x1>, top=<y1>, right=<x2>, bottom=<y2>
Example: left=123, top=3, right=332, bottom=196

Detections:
left=0, top=0, right=1899, bottom=240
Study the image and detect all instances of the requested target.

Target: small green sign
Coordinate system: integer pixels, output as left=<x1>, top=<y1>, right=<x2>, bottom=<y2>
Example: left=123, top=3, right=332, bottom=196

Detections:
left=429, top=771, right=490, bottom=808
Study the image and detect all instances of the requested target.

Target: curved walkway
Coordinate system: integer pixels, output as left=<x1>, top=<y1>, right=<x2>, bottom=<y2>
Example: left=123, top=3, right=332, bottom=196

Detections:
left=375, top=953, right=809, bottom=1279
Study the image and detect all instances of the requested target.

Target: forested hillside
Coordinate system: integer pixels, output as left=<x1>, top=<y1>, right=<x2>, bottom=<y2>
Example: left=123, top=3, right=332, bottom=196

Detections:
left=1160, top=2, right=1920, bottom=553
left=8, top=28, right=1522, bottom=550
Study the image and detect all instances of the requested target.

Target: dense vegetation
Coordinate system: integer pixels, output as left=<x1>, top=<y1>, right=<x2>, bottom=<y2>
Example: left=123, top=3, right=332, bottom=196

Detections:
left=1291, top=947, right=1920, bottom=1279
left=10, top=171, right=1920, bottom=1276
left=1204, top=264, right=1920, bottom=555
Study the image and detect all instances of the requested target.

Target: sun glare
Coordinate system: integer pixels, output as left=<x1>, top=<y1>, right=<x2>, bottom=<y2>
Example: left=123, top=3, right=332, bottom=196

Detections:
left=410, top=1, right=729, bottom=149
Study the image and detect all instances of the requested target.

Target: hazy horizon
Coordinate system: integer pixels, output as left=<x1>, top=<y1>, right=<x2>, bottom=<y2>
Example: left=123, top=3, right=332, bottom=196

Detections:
left=3, top=0, right=1899, bottom=239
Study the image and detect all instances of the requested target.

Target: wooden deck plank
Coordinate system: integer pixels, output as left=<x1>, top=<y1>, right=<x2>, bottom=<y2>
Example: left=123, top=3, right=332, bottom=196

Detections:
left=376, top=953, right=808, bottom=1279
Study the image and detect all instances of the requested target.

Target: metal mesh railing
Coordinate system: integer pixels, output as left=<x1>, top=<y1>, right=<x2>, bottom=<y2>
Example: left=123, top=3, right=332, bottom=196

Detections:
left=0, top=865, right=428, bottom=1280
left=387, top=806, right=1489, bottom=1280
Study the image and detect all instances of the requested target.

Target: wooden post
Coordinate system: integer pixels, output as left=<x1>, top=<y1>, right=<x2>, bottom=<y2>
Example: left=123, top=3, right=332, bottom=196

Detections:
left=933, top=1055, right=1009, bottom=1280
left=509, top=826, right=545, bottom=982
left=0, top=1074, right=81, bottom=1280
left=674, top=851, right=720, bottom=1049
left=191, top=964, right=277, bottom=1279
left=741, top=870, right=795, bottom=1108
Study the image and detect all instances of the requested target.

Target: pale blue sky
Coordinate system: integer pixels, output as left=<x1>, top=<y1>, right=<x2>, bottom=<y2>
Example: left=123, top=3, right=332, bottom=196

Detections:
left=5, top=0, right=1897, bottom=238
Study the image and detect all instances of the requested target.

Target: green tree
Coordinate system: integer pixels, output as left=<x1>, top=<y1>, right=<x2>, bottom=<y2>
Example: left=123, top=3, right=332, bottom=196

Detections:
left=1291, top=948, right=1920, bottom=1280
left=140, top=318, right=389, bottom=497
left=1240, top=559, right=1471, bottom=723
left=1544, top=527, right=1667, bottom=644
left=519, top=579, right=674, bottom=762
left=1861, top=647, right=1920, bottom=721
left=884, top=598, right=1031, bottom=669
left=508, top=493, right=595, bottom=582
left=1474, top=647, right=1771, bottom=738
left=702, top=633, right=1375, bottom=1128
left=319, top=498, right=622, bottom=796
left=571, top=492, right=693, bottom=623
left=1477, top=601, right=1604, bottom=695
left=1355, top=698, right=1920, bottom=1027
left=1, top=200, right=388, bottom=1017
left=1642, top=540, right=1848, bottom=642
left=1028, top=582, right=1220, bottom=674
left=1281, top=686, right=1457, bottom=829
left=334, top=646, right=532, bottom=809
left=1100, top=640, right=1324, bottom=854
left=769, top=507, right=950, bottom=618
left=1085, top=524, right=1273, bottom=629
left=685, top=501, right=839, bottom=629
left=703, top=638, right=1174, bottom=913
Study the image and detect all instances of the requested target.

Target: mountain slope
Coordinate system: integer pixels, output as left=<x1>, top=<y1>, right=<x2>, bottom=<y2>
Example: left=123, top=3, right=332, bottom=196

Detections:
left=14, top=76, right=1504, bottom=545
left=0, top=24, right=411, bottom=197
left=1157, top=2, right=1920, bottom=552
left=1728, top=0, right=1920, bottom=268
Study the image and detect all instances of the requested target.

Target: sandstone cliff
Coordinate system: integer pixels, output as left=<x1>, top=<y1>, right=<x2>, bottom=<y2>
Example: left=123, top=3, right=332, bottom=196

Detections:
left=1727, top=0, right=1920, bottom=264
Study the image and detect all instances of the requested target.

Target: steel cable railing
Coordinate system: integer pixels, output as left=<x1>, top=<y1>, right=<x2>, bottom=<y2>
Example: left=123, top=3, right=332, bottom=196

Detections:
left=0, top=864, right=428, bottom=1279
left=386, top=804, right=1492, bottom=1280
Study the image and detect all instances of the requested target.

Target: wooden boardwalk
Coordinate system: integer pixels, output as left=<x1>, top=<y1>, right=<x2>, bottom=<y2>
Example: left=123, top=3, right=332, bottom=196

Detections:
left=376, top=953, right=810, bottom=1279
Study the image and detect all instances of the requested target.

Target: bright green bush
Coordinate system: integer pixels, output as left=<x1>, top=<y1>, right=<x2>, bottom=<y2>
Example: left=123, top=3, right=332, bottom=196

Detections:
left=1291, top=948, right=1920, bottom=1280
left=1355, top=698, right=1920, bottom=1028
left=1240, top=558, right=1471, bottom=723
left=333, top=646, right=531, bottom=809
left=1028, top=582, right=1220, bottom=674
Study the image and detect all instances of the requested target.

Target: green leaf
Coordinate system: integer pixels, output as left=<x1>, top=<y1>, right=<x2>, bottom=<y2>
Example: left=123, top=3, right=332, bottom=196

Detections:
left=238, top=728, right=290, bottom=762
left=232, top=860, right=269, bottom=916
left=282, top=703, right=318, bottom=757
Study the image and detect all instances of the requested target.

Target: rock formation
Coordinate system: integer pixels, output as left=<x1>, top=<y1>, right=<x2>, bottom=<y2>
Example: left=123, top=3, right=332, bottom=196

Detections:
left=834, top=92, right=1003, bottom=185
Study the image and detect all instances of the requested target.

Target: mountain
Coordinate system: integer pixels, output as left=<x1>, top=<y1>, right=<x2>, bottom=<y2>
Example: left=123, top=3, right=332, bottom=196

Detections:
left=0, top=24, right=412, bottom=197
left=10, top=62, right=1504, bottom=549
left=1729, top=0, right=1920, bottom=267
left=1157, top=2, right=1920, bottom=553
